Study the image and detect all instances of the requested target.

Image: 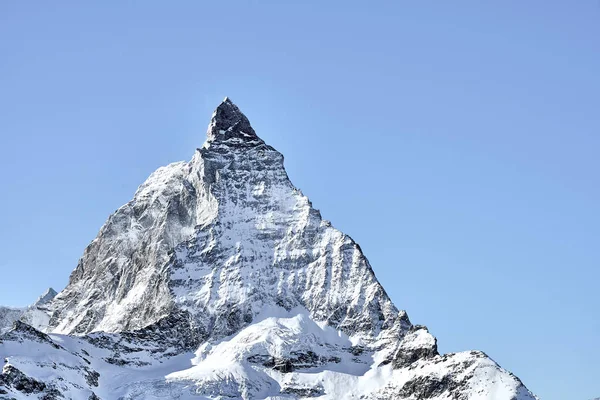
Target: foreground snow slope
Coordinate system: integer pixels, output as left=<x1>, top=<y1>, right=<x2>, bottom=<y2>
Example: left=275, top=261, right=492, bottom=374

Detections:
left=1, top=310, right=535, bottom=400
left=0, top=98, right=537, bottom=399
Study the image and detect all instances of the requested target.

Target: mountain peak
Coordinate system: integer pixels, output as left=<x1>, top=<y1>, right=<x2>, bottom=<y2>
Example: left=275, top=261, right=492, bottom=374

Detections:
left=33, top=287, right=57, bottom=307
left=206, top=97, right=261, bottom=144
left=5, top=101, right=536, bottom=400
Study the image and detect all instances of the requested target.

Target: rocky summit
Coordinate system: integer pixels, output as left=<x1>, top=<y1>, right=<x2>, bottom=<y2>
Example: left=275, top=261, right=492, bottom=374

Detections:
left=0, top=98, right=537, bottom=399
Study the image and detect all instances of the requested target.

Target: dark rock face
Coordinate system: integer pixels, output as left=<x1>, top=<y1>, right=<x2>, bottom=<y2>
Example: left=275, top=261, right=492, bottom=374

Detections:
left=0, top=365, right=50, bottom=395
left=4, top=321, right=62, bottom=350
left=398, top=374, right=469, bottom=400
left=116, top=308, right=205, bottom=352
left=206, top=97, right=261, bottom=144
left=79, top=309, right=205, bottom=370
left=392, top=325, right=439, bottom=368
left=248, top=350, right=342, bottom=373
left=281, top=385, right=324, bottom=397
left=83, top=368, right=100, bottom=387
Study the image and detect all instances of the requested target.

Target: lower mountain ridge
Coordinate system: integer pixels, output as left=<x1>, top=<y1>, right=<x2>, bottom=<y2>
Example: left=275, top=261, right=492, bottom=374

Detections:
left=0, top=288, right=57, bottom=335
left=0, top=98, right=537, bottom=400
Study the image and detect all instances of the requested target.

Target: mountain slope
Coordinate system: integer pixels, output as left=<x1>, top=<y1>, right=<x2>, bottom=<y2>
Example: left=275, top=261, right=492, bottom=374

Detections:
left=0, top=316, right=533, bottom=400
left=0, top=98, right=537, bottom=399
left=45, top=98, right=404, bottom=345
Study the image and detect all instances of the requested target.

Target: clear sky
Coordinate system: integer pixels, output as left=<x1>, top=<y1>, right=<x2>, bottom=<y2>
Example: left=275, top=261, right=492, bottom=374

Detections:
left=0, top=2, right=598, bottom=399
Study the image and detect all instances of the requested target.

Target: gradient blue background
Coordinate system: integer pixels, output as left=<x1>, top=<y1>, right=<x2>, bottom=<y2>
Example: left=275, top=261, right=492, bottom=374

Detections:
left=0, top=2, right=598, bottom=399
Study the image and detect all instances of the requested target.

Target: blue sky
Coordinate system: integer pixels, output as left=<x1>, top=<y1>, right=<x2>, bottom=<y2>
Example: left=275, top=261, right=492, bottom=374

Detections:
left=0, top=2, right=598, bottom=399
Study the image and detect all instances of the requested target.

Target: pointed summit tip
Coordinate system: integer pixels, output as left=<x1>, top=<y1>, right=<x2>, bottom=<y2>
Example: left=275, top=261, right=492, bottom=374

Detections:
left=215, top=96, right=238, bottom=115
left=33, top=287, right=58, bottom=307
left=206, top=97, right=261, bottom=144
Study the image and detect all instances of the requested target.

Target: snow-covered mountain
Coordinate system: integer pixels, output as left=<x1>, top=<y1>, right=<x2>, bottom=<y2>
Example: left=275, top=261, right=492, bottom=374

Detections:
left=0, top=98, right=538, bottom=399
left=0, top=288, right=56, bottom=335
